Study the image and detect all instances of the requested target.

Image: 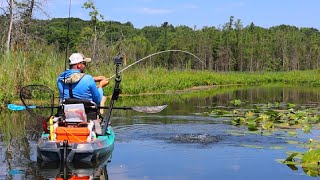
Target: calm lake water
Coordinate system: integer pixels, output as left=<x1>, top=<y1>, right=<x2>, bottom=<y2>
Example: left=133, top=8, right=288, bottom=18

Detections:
left=1, top=85, right=320, bottom=180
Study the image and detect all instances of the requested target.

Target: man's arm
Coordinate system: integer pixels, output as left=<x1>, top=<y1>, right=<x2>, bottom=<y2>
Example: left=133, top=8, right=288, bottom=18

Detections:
left=97, top=78, right=109, bottom=88
left=86, top=77, right=102, bottom=105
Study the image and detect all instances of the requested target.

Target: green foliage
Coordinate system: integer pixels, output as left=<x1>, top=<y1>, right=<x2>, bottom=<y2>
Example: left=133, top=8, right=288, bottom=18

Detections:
left=230, top=99, right=242, bottom=106
left=18, top=16, right=320, bottom=72
left=0, top=50, right=65, bottom=106
left=287, top=149, right=320, bottom=177
left=283, top=152, right=300, bottom=164
left=199, top=100, right=320, bottom=134
left=4, top=49, right=320, bottom=108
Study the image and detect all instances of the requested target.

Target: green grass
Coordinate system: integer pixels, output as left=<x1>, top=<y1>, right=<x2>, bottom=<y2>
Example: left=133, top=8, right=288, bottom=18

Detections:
left=1, top=51, right=320, bottom=109
left=115, top=68, right=320, bottom=95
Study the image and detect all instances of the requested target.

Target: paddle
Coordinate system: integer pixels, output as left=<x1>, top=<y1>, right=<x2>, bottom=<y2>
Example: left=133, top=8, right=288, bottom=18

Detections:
left=101, top=105, right=168, bottom=113
left=7, top=104, right=56, bottom=111
left=7, top=104, right=167, bottom=114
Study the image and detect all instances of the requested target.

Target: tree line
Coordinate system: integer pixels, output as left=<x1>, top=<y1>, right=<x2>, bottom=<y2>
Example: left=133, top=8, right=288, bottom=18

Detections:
left=1, top=0, right=320, bottom=72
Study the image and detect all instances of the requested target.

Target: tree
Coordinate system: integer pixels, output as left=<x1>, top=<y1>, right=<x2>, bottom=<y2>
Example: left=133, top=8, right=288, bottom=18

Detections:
left=6, top=0, right=14, bottom=52
left=2, top=0, right=47, bottom=52
left=82, top=0, right=105, bottom=60
left=233, top=19, right=243, bottom=71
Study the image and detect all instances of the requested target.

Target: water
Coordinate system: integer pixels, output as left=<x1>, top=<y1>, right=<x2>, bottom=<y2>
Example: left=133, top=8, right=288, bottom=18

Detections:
left=109, top=122, right=311, bottom=180
left=1, top=85, right=320, bottom=179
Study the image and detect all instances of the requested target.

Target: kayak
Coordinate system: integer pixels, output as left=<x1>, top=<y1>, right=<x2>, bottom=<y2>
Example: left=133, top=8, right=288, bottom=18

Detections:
left=8, top=56, right=166, bottom=164
left=37, top=102, right=115, bottom=163
left=37, top=126, right=115, bottom=162
left=36, top=56, right=123, bottom=163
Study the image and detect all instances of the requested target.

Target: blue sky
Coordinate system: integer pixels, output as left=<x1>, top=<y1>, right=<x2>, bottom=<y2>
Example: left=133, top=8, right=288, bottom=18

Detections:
left=40, top=0, right=320, bottom=30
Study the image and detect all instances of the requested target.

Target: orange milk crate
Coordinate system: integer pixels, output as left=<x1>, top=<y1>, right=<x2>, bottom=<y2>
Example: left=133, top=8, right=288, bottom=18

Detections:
left=55, top=127, right=90, bottom=142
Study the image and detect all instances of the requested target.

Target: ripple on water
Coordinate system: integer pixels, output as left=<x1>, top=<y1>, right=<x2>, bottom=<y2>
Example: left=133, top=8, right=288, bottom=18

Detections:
left=113, top=123, right=229, bottom=148
left=113, top=121, right=297, bottom=151
left=166, top=133, right=222, bottom=145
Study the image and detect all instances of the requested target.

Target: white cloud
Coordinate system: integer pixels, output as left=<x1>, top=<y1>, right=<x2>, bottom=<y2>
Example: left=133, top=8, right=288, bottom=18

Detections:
left=137, top=0, right=154, bottom=2
left=139, top=7, right=174, bottom=14
left=181, top=3, right=198, bottom=9
left=215, top=2, right=245, bottom=12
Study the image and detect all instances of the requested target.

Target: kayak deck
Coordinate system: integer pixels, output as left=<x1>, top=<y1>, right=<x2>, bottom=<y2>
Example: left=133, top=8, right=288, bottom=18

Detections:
left=37, top=127, right=115, bottom=162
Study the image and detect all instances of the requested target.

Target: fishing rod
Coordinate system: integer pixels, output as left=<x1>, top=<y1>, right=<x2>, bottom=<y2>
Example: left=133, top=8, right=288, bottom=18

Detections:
left=108, top=49, right=203, bottom=79
left=102, top=55, right=123, bottom=136
left=61, top=0, right=72, bottom=105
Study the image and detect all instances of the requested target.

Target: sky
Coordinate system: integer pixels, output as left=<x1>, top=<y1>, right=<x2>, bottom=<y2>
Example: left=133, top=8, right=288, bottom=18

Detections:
left=37, top=0, right=320, bottom=30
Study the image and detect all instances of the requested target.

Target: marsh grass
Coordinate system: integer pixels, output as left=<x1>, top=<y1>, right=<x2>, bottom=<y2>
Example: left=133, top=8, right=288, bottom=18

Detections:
left=117, top=68, right=320, bottom=95
left=1, top=51, right=320, bottom=109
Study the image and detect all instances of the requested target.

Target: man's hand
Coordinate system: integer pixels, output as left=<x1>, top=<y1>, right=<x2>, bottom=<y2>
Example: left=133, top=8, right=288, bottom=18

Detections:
left=98, top=78, right=109, bottom=88
left=94, top=76, right=106, bottom=82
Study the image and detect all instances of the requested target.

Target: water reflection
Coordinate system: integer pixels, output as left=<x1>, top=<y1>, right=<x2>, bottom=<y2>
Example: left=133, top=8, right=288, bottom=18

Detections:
left=285, top=164, right=320, bottom=178
left=38, top=157, right=110, bottom=180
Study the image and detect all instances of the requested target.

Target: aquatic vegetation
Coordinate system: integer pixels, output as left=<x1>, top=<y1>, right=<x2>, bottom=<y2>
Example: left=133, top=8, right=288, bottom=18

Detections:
left=230, top=99, right=243, bottom=106
left=270, top=146, right=286, bottom=150
left=196, top=100, right=320, bottom=177
left=281, top=147, right=320, bottom=177
left=198, top=102, right=320, bottom=132
left=240, top=144, right=264, bottom=149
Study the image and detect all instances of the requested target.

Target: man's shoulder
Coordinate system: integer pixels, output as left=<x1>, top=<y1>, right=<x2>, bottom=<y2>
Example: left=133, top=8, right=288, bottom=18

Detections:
left=80, top=74, right=97, bottom=88
left=83, top=74, right=94, bottom=79
left=82, top=74, right=95, bottom=82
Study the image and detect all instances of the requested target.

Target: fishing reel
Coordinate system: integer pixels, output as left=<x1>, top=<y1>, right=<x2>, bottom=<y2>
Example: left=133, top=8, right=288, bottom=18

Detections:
left=112, top=55, right=122, bottom=101
left=114, top=55, right=123, bottom=65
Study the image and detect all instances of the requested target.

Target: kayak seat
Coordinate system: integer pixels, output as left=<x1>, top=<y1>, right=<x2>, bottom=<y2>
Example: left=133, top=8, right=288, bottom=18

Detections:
left=64, top=103, right=87, bottom=122
left=64, top=98, right=99, bottom=120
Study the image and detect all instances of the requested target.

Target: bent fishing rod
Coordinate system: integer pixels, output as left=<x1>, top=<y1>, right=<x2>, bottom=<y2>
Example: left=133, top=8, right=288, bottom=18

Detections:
left=108, top=49, right=203, bottom=79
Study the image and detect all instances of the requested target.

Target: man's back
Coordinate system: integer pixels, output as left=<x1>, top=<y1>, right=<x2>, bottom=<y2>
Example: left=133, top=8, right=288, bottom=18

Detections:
left=57, top=69, right=103, bottom=105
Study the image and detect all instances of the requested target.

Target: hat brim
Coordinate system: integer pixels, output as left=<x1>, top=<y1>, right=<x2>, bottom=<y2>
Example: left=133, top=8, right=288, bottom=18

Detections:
left=83, top=58, right=91, bottom=63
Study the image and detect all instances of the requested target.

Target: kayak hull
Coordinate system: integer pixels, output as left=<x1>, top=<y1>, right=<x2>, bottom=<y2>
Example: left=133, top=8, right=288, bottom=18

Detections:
left=38, top=151, right=112, bottom=179
left=37, top=127, right=115, bottom=163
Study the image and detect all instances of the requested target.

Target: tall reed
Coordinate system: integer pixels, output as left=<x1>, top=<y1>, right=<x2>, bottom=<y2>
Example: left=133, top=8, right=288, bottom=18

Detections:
left=1, top=50, right=320, bottom=109
left=0, top=50, right=64, bottom=106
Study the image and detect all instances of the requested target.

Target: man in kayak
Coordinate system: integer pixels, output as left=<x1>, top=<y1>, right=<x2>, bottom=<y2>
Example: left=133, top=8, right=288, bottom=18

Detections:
left=57, top=53, right=109, bottom=106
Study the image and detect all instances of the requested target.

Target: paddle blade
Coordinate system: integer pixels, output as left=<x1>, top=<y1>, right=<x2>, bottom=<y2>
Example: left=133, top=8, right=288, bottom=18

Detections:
left=7, top=104, right=36, bottom=111
left=131, top=105, right=168, bottom=113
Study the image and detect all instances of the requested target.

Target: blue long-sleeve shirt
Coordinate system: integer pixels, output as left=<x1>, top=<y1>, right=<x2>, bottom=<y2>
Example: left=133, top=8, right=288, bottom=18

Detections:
left=57, top=69, right=103, bottom=105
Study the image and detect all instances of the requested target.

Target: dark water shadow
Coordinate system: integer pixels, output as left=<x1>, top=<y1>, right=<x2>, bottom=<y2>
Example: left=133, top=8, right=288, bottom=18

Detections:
left=37, top=153, right=112, bottom=179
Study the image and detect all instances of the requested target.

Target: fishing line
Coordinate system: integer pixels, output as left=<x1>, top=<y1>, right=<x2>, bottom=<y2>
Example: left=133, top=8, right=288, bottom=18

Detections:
left=65, top=0, right=72, bottom=72
left=62, top=0, right=72, bottom=103
left=109, top=49, right=203, bottom=79
left=64, top=0, right=71, bottom=71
